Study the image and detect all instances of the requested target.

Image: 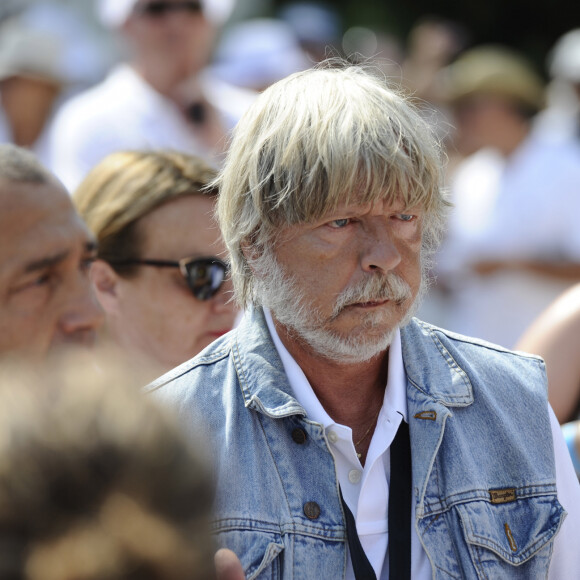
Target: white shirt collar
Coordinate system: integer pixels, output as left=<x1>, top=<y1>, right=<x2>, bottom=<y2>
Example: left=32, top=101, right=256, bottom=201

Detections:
left=263, top=307, right=408, bottom=425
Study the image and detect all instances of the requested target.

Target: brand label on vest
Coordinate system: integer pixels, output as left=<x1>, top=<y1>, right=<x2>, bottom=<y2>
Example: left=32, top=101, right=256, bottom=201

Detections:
left=489, top=488, right=517, bottom=504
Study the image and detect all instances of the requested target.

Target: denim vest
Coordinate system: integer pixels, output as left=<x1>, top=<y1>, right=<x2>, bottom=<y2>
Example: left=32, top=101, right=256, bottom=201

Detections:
left=147, top=307, right=565, bottom=580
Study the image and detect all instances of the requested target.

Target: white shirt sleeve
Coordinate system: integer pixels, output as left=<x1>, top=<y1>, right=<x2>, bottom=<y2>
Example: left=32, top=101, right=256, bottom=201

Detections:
left=548, top=404, right=580, bottom=579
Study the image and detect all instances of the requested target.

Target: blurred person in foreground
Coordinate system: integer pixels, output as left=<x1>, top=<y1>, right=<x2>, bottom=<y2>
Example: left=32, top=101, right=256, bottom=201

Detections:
left=560, top=419, right=580, bottom=481
left=147, top=63, right=580, bottom=579
left=424, top=45, right=580, bottom=348
left=73, top=149, right=238, bottom=382
left=0, top=143, right=103, bottom=361
left=0, top=355, right=240, bottom=579
left=47, top=0, right=236, bottom=191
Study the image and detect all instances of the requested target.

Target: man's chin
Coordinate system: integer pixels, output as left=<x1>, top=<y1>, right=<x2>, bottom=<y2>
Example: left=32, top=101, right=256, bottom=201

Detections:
left=290, top=321, right=396, bottom=364
left=330, top=303, right=407, bottom=335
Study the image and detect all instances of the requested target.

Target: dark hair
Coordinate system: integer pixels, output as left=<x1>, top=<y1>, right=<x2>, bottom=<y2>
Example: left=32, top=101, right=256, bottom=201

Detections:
left=0, top=357, right=217, bottom=580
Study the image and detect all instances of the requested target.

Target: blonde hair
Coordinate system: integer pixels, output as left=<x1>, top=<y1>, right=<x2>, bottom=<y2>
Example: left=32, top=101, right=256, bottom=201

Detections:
left=0, top=356, right=216, bottom=580
left=216, top=63, right=450, bottom=307
left=73, top=150, right=218, bottom=272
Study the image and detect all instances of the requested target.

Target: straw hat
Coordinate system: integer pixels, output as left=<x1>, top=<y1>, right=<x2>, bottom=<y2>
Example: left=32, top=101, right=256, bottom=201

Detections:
left=443, top=44, right=545, bottom=112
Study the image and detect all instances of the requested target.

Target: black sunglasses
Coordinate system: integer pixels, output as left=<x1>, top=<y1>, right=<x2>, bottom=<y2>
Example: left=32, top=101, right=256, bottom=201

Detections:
left=109, top=256, right=227, bottom=301
left=135, top=1, right=202, bottom=17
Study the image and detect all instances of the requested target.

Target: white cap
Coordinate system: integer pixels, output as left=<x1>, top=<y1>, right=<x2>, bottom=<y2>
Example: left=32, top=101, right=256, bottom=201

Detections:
left=278, top=1, right=341, bottom=45
left=549, top=29, right=580, bottom=83
left=0, top=3, right=107, bottom=85
left=210, top=18, right=311, bottom=90
left=97, top=0, right=236, bottom=28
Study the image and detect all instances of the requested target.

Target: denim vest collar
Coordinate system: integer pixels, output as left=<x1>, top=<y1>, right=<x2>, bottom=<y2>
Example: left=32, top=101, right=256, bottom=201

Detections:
left=233, top=307, right=307, bottom=419
left=234, top=307, right=475, bottom=415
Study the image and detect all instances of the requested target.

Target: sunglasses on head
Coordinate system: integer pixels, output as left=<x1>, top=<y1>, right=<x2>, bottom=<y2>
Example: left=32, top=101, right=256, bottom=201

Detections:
left=134, top=1, right=202, bottom=17
left=109, top=256, right=227, bottom=301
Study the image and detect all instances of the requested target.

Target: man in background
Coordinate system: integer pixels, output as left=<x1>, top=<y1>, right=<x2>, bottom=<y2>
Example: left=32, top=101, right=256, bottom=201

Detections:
left=426, top=45, right=580, bottom=348
left=47, top=0, right=237, bottom=191
left=0, top=142, right=246, bottom=579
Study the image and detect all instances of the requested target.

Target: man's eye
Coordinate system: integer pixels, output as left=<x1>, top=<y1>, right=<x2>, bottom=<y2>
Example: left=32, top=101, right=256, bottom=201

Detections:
left=32, top=273, right=52, bottom=287
left=396, top=214, right=416, bottom=222
left=11, top=272, right=53, bottom=294
left=328, top=218, right=350, bottom=228
left=80, top=257, right=96, bottom=274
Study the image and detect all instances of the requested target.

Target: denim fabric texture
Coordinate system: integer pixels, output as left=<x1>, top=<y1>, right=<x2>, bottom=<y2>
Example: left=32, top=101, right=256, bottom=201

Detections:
left=147, top=307, right=565, bottom=580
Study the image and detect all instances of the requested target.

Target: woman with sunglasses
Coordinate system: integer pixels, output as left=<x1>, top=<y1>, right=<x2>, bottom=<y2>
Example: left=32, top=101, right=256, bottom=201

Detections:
left=73, top=149, right=239, bottom=382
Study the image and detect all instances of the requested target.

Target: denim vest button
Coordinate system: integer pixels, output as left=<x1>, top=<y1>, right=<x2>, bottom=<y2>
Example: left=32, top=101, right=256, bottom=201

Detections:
left=292, top=428, right=307, bottom=444
left=303, top=501, right=321, bottom=519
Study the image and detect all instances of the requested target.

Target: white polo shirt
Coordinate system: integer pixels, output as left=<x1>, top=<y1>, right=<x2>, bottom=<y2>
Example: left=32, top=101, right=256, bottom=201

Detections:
left=263, top=308, right=580, bottom=579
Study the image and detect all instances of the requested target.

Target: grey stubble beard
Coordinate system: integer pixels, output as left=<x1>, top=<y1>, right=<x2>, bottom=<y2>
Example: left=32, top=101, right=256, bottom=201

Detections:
left=252, top=249, right=427, bottom=364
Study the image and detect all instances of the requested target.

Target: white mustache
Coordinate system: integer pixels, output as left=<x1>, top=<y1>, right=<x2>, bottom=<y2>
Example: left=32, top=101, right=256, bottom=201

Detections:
left=330, top=273, right=412, bottom=319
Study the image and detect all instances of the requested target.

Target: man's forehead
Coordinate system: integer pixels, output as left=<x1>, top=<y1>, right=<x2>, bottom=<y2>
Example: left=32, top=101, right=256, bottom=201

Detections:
left=322, top=196, right=422, bottom=217
left=0, top=178, right=67, bottom=209
left=0, top=181, right=93, bottom=276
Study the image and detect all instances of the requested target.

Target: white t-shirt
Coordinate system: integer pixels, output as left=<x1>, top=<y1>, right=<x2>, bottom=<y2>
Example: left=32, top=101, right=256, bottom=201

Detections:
left=46, top=64, right=230, bottom=191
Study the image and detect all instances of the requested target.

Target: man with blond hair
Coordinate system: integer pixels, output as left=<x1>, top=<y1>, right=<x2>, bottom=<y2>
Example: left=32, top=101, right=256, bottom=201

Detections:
left=148, top=64, right=580, bottom=579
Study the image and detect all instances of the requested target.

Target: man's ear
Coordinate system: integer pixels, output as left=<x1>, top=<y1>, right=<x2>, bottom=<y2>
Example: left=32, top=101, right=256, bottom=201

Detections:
left=89, top=259, right=121, bottom=314
left=240, top=241, right=260, bottom=274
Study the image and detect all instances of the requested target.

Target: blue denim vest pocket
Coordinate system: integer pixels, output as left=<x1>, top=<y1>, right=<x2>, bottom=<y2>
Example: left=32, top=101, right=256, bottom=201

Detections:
left=455, top=495, right=565, bottom=578
left=216, top=529, right=284, bottom=580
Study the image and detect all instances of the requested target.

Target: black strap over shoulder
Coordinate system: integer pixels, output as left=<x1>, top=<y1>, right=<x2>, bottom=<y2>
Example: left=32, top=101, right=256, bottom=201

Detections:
left=340, top=489, right=377, bottom=579
left=340, top=419, right=412, bottom=580
left=388, top=420, right=412, bottom=579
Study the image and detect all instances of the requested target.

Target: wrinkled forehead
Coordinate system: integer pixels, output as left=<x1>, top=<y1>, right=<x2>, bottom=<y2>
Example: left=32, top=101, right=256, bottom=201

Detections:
left=326, top=194, right=424, bottom=215
left=0, top=181, right=93, bottom=268
left=260, top=166, right=434, bottom=231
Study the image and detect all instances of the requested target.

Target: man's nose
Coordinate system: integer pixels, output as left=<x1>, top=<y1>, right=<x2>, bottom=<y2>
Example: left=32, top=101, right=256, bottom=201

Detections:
left=58, top=276, right=105, bottom=345
left=360, top=224, right=402, bottom=273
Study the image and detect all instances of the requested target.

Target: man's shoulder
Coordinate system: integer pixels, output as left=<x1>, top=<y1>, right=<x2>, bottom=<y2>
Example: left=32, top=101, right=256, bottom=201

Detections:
left=402, top=317, right=547, bottom=390
left=406, top=317, right=541, bottom=358
left=145, top=333, right=234, bottom=400
left=52, top=66, right=143, bottom=125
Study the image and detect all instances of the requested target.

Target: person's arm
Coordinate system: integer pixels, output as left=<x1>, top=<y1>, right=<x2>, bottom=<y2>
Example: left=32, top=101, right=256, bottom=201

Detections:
left=516, top=284, right=580, bottom=423
left=473, top=259, right=580, bottom=282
